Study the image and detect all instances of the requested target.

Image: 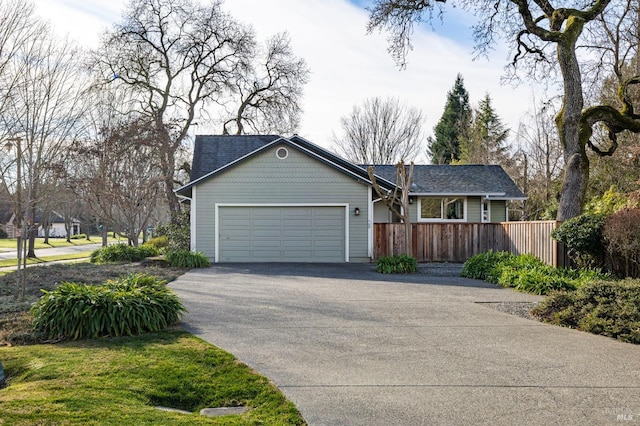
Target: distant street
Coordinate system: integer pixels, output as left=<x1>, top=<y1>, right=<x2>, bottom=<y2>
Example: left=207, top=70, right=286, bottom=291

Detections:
left=0, top=243, right=104, bottom=261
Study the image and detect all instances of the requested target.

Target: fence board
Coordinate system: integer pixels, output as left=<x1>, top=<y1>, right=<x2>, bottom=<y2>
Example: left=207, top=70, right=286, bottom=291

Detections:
left=373, top=221, right=566, bottom=266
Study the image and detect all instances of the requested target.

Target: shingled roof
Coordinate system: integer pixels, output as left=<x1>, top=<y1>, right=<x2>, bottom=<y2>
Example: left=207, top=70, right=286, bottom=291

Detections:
left=368, top=164, right=526, bottom=200
left=179, top=135, right=525, bottom=201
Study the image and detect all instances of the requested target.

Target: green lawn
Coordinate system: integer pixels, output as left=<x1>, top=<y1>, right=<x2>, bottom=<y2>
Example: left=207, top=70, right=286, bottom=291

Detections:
left=0, top=330, right=305, bottom=425
left=0, top=236, right=123, bottom=250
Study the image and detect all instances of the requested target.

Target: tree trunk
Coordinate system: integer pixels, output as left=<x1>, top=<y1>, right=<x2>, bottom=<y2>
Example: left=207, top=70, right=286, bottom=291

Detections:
left=556, top=21, right=589, bottom=221
left=27, top=205, right=36, bottom=258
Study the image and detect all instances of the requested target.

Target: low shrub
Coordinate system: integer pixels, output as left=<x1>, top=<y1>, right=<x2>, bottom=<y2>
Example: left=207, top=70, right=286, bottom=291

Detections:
left=31, top=273, right=186, bottom=341
left=165, top=250, right=210, bottom=268
left=462, top=251, right=608, bottom=295
left=143, top=235, right=169, bottom=252
left=376, top=254, right=418, bottom=274
left=0, top=229, right=8, bottom=239
left=70, top=233, right=87, bottom=240
left=90, top=243, right=159, bottom=263
left=532, top=279, right=640, bottom=344
left=460, top=251, right=518, bottom=281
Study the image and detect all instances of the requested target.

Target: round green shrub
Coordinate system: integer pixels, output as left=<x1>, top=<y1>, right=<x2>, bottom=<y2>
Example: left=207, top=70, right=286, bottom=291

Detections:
left=165, top=250, right=210, bottom=268
left=551, top=213, right=605, bottom=268
left=31, top=273, right=186, bottom=341
left=90, top=243, right=159, bottom=263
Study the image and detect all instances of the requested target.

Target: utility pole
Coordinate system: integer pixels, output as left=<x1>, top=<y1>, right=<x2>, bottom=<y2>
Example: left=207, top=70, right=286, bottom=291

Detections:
left=4, top=136, right=25, bottom=299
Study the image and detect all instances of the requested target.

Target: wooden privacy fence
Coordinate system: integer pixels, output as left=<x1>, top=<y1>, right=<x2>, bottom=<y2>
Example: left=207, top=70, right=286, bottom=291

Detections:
left=373, top=221, right=569, bottom=267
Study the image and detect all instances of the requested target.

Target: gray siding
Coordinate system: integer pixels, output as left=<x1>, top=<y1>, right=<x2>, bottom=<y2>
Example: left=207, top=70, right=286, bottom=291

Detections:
left=467, top=197, right=481, bottom=222
left=194, top=143, right=370, bottom=262
left=491, top=200, right=507, bottom=222
left=374, top=201, right=392, bottom=223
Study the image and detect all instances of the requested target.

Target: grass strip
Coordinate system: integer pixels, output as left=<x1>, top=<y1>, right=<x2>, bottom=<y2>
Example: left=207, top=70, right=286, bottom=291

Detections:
left=0, top=251, right=93, bottom=268
left=0, top=330, right=305, bottom=425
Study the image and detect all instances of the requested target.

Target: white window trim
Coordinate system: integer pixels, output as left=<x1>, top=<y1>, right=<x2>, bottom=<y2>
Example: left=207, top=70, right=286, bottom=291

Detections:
left=190, top=186, right=197, bottom=251
left=417, top=197, right=467, bottom=222
left=214, top=203, right=349, bottom=263
left=482, top=199, right=491, bottom=223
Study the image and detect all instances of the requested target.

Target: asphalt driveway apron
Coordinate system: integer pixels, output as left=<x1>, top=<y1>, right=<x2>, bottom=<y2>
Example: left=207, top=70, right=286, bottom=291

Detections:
left=169, top=264, right=640, bottom=425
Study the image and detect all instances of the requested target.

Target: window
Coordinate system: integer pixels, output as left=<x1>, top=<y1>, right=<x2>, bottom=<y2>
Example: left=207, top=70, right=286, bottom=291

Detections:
left=419, top=197, right=465, bottom=221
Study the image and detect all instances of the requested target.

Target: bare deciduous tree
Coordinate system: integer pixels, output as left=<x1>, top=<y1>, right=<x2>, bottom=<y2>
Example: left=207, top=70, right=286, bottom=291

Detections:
left=368, top=163, right=414, bottom=256
left=515, top=99, right=564, bottom=220
left=367, top=0, right=640, bottom=220
left=92, top=0, right=254, bottom=215
left=222, top=32, right=310, bottom=135
left=333, top=97, right=424, bottom=164
left=73, top=118, right=164, bottom=246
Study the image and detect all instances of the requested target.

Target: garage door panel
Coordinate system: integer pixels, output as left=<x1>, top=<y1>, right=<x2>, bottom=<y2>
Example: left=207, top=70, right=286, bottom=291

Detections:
left=252, top=219, right=282, bottom=227
left=285, top=219, right=313, bottom=227
left=283, top=229, right=313, bottom=238
left=221, top=229, right=251, bottom=238
left=313, top=240, right=344, bottom=248
left=252, top=229, right=282, bottom=238
left=219, top=206, right=345, bottom=262
left=283, top=250, right=314, bottom=258
left=283, top=240, right=313, bottom=248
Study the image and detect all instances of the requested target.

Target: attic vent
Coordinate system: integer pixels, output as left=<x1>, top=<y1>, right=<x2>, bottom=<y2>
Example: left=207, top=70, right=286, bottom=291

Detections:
left=276, top=147, right=288, bottom=159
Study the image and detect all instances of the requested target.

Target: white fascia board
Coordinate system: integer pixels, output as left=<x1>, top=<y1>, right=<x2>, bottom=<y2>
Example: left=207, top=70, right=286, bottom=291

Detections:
left=410, top=192, right=506, bottom=197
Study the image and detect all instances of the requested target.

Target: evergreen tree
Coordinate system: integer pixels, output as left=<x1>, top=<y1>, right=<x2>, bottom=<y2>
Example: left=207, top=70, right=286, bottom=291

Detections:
left=462, top=93, right=511, bottom=165
left=427, top=74, right=471, bottom=164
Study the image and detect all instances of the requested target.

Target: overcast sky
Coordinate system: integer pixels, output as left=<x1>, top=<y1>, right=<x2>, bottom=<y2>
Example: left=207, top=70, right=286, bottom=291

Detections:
left=33, top=0, right=538, bottom=162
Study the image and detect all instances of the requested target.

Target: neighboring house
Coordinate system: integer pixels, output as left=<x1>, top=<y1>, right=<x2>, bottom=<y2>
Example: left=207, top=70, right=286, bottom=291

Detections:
left=2, top=210, right=80, bottom=238
left=176, top=135, right=525, bottom=263
left=36, top=211, right=81, bottom=238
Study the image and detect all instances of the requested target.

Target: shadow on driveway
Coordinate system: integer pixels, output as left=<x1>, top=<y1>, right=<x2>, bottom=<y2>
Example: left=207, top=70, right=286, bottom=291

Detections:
left=198, top=262, right=497, bottom=289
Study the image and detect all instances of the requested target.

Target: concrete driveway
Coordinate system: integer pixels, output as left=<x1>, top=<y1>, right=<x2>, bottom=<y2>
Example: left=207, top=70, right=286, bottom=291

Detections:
left=170, top=264, right=640, bottom=425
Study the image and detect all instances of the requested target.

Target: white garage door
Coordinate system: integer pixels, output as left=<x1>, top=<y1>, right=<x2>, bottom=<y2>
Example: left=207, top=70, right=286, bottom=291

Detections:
left=218, top=206, right=346, bottom=262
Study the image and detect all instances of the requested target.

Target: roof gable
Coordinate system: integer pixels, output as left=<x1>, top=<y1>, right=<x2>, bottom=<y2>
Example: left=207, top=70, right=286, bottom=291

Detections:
left=177, top=135, right=396, bottom=197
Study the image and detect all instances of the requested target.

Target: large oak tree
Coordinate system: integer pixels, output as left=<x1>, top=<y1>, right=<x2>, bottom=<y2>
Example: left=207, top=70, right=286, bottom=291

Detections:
left=368, top=0, right=640, bottom=220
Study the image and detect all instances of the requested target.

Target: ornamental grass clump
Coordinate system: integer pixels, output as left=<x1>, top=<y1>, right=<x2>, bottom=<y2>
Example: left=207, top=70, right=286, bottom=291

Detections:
left=165, top=250, right=210, bottom=268
left=31, top=273, right=185, bottom=341
left=90, top=243, right=159, bottom=263
left=376, top=254, right=418, bottom=273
